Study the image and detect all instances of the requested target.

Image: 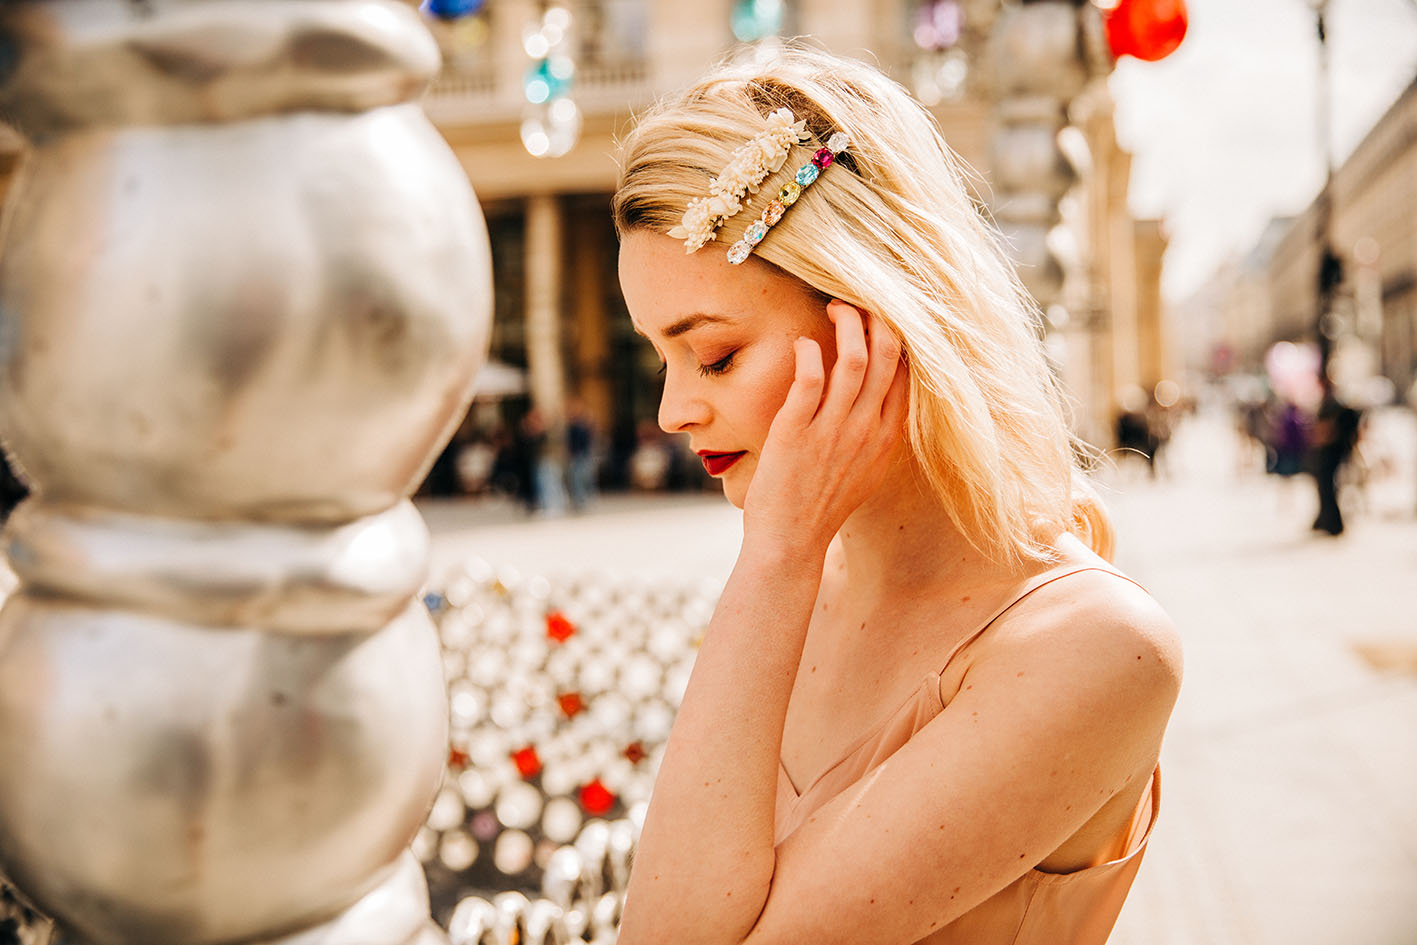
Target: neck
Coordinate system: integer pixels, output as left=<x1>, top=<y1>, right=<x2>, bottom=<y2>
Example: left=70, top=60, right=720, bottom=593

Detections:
left=829, top=450, right=1009, bottom=599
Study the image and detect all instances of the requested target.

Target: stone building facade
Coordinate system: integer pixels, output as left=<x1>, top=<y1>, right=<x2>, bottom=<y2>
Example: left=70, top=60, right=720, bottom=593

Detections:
left=0, top=0, right=1171, bottom=482
left=1249, top=74, right=1417, bottom=396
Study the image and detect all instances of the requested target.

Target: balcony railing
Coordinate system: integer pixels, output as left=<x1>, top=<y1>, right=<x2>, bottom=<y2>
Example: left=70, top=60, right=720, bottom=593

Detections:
left=423, top=55, right=652, bottom=125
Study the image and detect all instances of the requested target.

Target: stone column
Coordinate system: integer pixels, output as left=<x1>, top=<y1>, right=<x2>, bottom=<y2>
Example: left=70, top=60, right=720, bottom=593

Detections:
left=987, top=0, right=1099, bottom=311
left=989, top=0, right=1119, bottom=446
left=0, top=3, right=492, bottom=945
left=523, top=191, right=568, bottom=512
left=525, top=192, right=568, bottom=427
left=570, top=206, right=615, bottom=430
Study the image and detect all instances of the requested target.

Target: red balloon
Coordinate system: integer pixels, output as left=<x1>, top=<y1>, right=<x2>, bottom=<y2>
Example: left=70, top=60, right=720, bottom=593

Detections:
left=1105, top=0, right=1188, bottom=62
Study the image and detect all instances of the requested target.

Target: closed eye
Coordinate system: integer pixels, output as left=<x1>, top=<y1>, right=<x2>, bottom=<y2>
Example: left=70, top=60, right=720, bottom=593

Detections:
left=697, top=351, right=736, bottom=378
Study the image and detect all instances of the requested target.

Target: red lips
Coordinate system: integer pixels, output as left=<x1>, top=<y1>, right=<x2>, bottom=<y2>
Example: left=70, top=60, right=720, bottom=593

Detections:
left=697, top=450, right=746, bottom=476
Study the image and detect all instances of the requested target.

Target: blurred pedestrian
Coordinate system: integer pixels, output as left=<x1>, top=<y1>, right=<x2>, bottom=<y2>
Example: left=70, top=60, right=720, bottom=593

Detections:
left=522, top=406, right=567, bottom=516
left=0, top=450, right=28, bottom=524
left=455, top=429, right=497, bottom=495
left=629, top=419, right=670, bottom=491
left=1269, top=397, right=1308, bottom=479
left=510, top=410, right=540, bottom=513
left=1114, top=385, right=1156, bottom=478
left=565, top=398, right=599, bottom=511
left=1234, top=395, right=1268, bottom=475
left=1145, top=394, right=1174, bottom=477
left=1309, top=379, right=1362, bottom=536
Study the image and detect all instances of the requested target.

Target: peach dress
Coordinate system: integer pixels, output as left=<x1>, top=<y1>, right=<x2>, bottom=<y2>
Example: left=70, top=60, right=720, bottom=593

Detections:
left=773, top=566, right=1161, bottom=945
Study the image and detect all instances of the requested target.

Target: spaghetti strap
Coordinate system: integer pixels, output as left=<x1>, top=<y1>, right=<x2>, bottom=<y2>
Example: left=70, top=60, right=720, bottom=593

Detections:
left=937, top=564, right=1147, bottom=675
left=780, top=563, right=1149, bottom=802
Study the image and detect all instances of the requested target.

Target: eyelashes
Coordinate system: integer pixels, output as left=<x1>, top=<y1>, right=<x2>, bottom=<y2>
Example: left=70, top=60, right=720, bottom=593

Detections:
left=657, top=351, right=738, bottom=378
left=696, top=351, right=736, bottom=378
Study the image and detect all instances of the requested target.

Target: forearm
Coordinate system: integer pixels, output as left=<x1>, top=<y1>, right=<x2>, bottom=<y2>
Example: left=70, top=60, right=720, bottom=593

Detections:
left=619, top=536, right=826, bottom=945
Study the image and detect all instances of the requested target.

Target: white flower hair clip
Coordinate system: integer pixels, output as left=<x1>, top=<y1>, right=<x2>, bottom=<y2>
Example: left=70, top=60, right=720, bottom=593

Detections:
left=667, top=107, right=809, bottom=253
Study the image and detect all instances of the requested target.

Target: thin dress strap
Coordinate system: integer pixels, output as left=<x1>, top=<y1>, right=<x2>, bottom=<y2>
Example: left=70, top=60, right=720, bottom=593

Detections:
left=937, top=564, right=1147, bottom=675
left=778, top=563, right=1148, bottom=801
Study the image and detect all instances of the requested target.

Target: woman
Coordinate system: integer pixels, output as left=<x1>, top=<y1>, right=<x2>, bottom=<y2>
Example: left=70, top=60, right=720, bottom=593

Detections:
left=611, top=46, right=1181, bottom=945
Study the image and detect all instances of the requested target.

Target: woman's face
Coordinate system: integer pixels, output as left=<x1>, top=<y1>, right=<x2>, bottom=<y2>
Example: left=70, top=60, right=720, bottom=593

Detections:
left=618, top=229, right=837, bottom=508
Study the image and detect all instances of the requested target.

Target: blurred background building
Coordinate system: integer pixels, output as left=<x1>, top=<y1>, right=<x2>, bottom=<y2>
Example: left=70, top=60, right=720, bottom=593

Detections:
left=0, top=0, right=1178, bottom=496
left=1188, top=58, right=1417, bottom=408
left=0, top=0, right=1177, bottom=492
left=6, top=3, right=1410, bottom=495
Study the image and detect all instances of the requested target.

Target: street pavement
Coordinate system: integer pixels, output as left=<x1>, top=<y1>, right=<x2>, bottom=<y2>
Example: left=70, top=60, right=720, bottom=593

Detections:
left=1102, top=407, right=1417, bottom=945
left=421, top=403, right=1417, bottom=945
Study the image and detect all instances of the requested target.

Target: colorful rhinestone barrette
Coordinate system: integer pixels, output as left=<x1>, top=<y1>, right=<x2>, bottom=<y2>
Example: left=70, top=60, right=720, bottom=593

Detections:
left=726, top=129, right=849, bottom=265
left=666, top=106, right=849, bottom=264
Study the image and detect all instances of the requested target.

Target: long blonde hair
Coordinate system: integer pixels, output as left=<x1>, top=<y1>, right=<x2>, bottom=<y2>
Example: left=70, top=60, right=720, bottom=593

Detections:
left=613, top=45, right=1112, bottom=564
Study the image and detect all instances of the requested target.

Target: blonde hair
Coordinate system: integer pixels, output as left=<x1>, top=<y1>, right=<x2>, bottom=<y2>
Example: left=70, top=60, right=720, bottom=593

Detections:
left=613, top=45, right=1113, bottom=565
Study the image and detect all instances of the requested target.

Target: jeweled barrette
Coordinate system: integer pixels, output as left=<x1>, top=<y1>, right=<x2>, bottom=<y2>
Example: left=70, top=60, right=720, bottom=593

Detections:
left=667, top=107, right=808, bottom=253
left=726, top=130, right=849, bottom=265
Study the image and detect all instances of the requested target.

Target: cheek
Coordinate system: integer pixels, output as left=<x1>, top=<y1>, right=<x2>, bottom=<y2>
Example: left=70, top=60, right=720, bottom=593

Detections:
left=738, top=340, right=801, bottom=436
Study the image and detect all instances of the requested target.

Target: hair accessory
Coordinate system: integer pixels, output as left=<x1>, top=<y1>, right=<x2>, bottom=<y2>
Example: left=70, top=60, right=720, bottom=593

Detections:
left=667, top=107, right=809, bottom=253
left=725, top=128, right=850, bottom=265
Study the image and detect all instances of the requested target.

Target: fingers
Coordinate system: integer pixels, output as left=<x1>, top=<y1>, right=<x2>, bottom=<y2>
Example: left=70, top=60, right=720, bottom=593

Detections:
left=857, top=306, right=904, bottom=416
left=880, top=356, right=910, bottom=431
left=775, top=337, right=826, bottom=429
left=818, top=300, right=870, bottom=421
left=788, top=301, right=905, bottom=437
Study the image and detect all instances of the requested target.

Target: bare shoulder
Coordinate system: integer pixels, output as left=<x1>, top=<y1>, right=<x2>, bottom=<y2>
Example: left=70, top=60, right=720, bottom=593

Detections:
left=967, top=562, right=1183, bottom=721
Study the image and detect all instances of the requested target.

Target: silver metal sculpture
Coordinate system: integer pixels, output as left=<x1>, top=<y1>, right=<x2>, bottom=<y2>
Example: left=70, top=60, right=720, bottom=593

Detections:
left=0, top=3, right=492, bottom=944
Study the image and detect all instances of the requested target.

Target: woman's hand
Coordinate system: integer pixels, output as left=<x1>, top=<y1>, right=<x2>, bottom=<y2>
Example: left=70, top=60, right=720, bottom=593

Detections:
left=742, top=301, right=909, bottom=553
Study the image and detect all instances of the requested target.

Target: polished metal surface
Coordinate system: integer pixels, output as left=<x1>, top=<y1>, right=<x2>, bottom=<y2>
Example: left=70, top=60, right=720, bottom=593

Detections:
left=5, top=500, right=432, bottom=633
left=0, top=598, right=448, bottom=945
left=248, top=854, right=438, bottom=945
left=0, top=1, right=441, bottom=134
left=0, top=1, right=492, bottom=943
left=0, top=104, right=490, bottom=522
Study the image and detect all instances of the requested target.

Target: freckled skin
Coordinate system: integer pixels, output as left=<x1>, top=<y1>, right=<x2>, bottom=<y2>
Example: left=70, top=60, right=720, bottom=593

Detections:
left=618, top=231, right=838, bottom=509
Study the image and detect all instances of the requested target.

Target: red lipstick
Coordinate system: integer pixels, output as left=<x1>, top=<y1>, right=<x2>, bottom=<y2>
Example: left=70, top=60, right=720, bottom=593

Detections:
left=697, top=450, right=746, bottom=476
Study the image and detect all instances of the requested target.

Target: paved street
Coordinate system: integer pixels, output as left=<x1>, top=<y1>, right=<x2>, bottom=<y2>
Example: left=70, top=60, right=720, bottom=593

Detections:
left=1103, top=407, right=1417, bottom=945
left=421, top=403, right=1417, bottom=945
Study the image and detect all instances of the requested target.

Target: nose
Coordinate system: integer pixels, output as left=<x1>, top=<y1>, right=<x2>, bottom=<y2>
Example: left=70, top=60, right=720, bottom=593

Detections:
left=657, top=367, right=710, bottom=434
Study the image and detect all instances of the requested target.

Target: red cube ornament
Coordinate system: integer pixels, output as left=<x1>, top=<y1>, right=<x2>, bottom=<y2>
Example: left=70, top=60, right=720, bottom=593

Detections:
left=579, top=778, right=616, bottom=816
left=556, top=691, right=585, bottom=718
left=545, top=611, right=576, bottom=643
left=511, top=744, right=542, bottom=779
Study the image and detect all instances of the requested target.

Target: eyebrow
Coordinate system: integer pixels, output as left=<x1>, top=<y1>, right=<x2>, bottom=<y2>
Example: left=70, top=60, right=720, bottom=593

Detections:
left=630, top=311, right=741, bottom=342
left=662, top=312, right=736, bottom=338
left=637, top=310, right=736, bottom=340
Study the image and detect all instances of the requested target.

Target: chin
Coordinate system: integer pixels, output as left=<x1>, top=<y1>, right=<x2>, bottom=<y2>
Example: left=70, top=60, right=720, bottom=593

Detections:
left=721, top=478, right=749, bottom=510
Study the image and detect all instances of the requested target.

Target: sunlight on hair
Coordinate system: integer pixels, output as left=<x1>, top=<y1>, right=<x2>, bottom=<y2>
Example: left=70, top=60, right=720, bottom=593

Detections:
left=613, top=44, right=1113, bottom=565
